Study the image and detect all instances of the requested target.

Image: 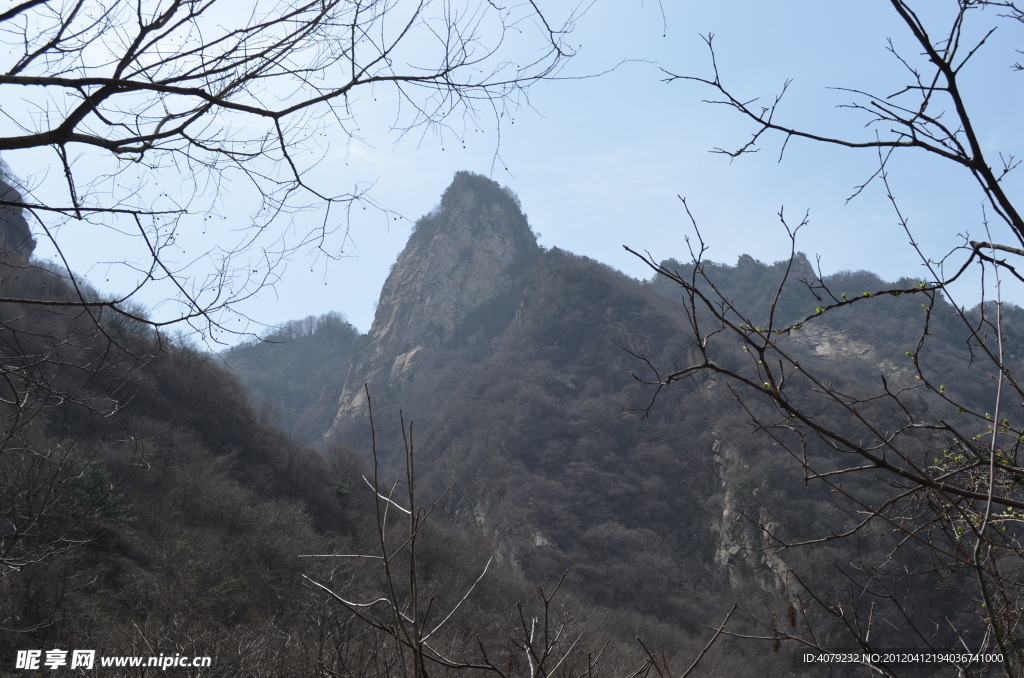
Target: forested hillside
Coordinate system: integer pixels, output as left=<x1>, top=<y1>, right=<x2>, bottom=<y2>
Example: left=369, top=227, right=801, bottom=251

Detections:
left=5, top=169, right=1017, bottom=676
left=0, top=171, right=739, bottom=677
left=0, top=238, right=649, bottom=677
left=221, top=313, right=360, bottom=440
left=5, top=0, right=1023, bottom=672
left=0, top=200, right=375, bottom=672
left=310, top=172, right=1016, bottom=674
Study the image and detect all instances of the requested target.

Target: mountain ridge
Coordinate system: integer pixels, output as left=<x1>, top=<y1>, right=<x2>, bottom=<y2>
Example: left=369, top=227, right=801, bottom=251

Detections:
left=224, top=170, right=1015, bottom=665
left=315, top=173, right=781, bottom=629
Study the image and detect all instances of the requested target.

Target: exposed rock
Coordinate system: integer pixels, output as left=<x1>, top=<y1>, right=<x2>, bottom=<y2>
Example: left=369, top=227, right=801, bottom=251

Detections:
left=795, top=323, right=875, bottom=360
left=0, top=166, right=36, bottom=265
left=792, top=323, right=915, bottom=387
left=327, top=171, right=539, bottom=437
left=713, top=435, right=792, bottom=595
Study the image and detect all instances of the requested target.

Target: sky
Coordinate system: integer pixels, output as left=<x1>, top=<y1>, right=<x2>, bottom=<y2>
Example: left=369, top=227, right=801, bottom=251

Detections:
left=3, top=1, right=1023, bottom=342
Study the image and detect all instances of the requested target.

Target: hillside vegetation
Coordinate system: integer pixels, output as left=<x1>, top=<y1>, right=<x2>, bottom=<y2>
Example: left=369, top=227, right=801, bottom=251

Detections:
left=251, top=173, right=1014, bottom=671
left=2, top=171, right=1013, bottom=676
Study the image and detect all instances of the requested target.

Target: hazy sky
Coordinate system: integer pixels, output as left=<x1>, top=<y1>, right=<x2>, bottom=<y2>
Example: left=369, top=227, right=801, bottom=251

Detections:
left=5, top=1, right=1023, bottom=341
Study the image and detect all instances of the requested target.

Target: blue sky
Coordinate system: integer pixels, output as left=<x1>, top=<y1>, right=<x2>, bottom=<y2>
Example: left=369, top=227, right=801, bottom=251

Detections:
left=5, top=1, right=1023, bottom=341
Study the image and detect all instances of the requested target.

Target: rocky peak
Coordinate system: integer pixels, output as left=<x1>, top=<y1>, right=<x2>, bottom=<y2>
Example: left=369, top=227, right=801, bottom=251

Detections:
left=0, top=167, right=36, bottom=265
left=327, top=171, right=539, bottom=432
left=369, top=171, right=538, bottom=351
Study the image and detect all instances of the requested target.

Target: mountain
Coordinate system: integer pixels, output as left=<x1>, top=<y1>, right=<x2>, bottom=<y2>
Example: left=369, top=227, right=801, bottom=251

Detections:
left=0, top=189, right=571, bottom=676
left=328, top=171, right=540, bottom=432
left=316, top=173, right=831, bottom=648
left=221, top=312, right=360, bottom=440
left=0, top=167, right=35, bottom=264
left=0, top=236, right=385, bottom=673
left=223, top=171, right=1013, bottom=672
left=224, top=171, right=774, bottom=646
left=8, top=152, right=1010, bottom=675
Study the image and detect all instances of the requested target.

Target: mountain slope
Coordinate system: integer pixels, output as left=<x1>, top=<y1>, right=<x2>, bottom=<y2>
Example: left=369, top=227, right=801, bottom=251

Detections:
left=312, top=171, right=1011, bottom=665
left=323, top=173, right=803, bottom=637
left=221, top=312, right=360, bottom=439
left=209, top=171, right=1024, bottom=672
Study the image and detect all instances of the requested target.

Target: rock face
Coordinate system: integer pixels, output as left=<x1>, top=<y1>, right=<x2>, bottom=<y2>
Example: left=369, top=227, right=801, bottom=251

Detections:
left=0, top=169, right=36, bottom=265
left=326, top=171, right=539, bottom=435
left=712, top=435, right=791, bottom=594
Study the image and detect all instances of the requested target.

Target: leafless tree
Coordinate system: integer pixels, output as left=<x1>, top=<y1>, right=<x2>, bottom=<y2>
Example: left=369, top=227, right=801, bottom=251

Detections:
left=304, top=388, right=736, bottom=677
left=628, top=1, right=1024, bottom=675
left=0, top=0, right=581, bottom=573
left=0, top=0, right=582, bottom=335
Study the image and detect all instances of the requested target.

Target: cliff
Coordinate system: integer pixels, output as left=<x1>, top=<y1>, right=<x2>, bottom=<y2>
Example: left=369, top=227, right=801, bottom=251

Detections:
left=0, top=166, right=36, bottom=265
left=327, top=171, right=539, bottom=434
